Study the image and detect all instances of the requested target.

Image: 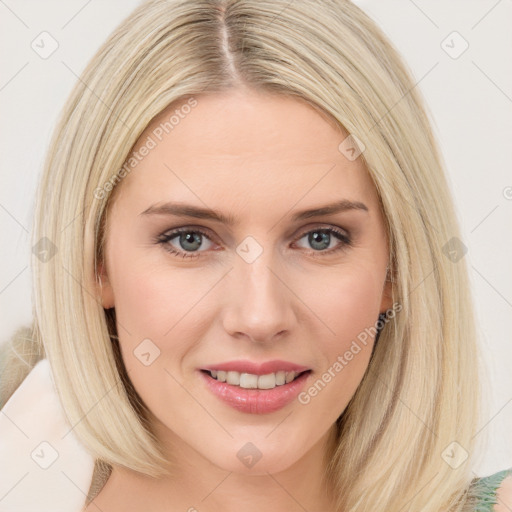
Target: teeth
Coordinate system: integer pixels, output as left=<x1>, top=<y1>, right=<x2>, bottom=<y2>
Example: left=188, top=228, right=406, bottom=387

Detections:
left=208, top=370, right=303, bottom=389
left=275, top=370, right=286, bottom=386
left=240, top=373, right=258, bottom=388
left=227, top=371, right=240, bottom=385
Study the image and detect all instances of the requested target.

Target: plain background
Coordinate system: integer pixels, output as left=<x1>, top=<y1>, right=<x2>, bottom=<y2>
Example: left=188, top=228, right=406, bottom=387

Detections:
left=0, top=0, right=510, bottom=477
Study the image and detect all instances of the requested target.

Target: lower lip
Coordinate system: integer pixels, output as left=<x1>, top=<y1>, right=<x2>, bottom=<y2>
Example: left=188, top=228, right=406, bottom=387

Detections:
left=199, top=370, right=311, bottom=414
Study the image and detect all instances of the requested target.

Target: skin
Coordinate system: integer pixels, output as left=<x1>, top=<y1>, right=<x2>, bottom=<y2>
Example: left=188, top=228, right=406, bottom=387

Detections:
left=89, top=87, right=393, bottom=512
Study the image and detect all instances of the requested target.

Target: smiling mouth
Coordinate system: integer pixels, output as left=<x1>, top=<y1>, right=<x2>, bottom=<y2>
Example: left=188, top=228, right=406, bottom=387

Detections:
left=200, top=369, right=311, bottom=390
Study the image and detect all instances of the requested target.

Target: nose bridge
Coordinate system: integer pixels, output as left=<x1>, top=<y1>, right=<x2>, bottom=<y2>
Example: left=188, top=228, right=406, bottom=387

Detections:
left=223, top=238, right=292, bottom=341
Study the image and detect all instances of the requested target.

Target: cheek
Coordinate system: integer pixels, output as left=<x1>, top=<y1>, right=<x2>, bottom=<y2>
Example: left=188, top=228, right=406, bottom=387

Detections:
left=110, top=263, right=201, bottom=407
left=296, top=273, right=381, bottom=420
left=314, top=272, right=381, bottom=376
left=109, top=253, right=219, bottom=384
left=311, top=268, right=383, bottom=346
left=110, top=254, right=210, bottom=337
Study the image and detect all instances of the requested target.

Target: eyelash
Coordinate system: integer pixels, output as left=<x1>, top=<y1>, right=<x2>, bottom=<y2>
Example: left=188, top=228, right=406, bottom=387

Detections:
left=154, top=225, right=352, bottom=260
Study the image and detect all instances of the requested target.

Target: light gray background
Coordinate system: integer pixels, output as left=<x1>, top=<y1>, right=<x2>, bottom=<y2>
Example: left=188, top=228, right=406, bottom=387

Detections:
left=0, top=0, right=510, bottom=477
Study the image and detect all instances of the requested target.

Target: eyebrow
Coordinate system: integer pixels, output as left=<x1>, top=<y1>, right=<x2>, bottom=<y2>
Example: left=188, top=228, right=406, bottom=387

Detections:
left=139, top=199, right=369, bottom=224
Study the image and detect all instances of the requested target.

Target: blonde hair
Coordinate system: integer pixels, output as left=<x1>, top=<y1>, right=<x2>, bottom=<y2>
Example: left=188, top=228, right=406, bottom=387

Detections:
left=1, top=0, right=488, bottom=509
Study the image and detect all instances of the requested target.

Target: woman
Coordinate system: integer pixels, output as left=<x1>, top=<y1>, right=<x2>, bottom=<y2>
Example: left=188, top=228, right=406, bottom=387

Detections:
left=0, top=0, right=510, bottom=510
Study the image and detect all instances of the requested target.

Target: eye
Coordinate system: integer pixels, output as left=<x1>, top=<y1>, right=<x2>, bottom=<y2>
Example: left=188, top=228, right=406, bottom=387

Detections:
left=155, top=227, right=216, bottom=259
left=293, top=226, right=352, bottom=257
left=154, top=225, right=352, bottom=259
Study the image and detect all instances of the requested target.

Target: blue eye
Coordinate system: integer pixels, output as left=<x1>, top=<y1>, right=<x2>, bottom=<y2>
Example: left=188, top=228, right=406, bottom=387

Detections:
left=155, top=228, right=214, bottom=259
left=155, top=226, right=352, bottom=259
left=294, top=228, right=351, bottom=253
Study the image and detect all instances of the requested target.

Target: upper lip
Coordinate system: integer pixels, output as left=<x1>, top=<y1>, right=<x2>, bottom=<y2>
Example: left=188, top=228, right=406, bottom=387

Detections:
left=200, top=359, right=311, bottom=376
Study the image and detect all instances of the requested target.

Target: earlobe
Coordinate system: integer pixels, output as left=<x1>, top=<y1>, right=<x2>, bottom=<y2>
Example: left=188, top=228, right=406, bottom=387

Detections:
left=96, top=262, right=115, bottom=309
left=379, top=266, right=394, bottom=314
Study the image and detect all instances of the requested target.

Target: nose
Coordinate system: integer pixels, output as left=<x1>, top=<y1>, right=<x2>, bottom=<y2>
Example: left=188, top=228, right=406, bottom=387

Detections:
left=221, top=248, right=295, bottom=344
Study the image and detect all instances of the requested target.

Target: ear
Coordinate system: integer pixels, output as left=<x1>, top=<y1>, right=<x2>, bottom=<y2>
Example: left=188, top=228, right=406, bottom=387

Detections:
left=379, top=268, right=394, bottom=314
left=96, top=261, right=115, bottom=309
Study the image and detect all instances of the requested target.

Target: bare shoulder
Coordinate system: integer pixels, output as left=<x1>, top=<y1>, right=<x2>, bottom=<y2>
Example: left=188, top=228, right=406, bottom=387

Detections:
left=494, top=474, right=512, bottom=511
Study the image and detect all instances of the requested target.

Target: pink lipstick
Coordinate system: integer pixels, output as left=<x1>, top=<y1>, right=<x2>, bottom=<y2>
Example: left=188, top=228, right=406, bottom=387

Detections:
left=198, top=359, right=312, bottom=414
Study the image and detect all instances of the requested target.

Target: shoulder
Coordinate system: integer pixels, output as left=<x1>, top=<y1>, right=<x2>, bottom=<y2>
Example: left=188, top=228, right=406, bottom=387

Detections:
left=472, top=467, right=512, bottom=512
left=494, top=472, right=512, bottom=511
left=0, top=325, right=44, bottom=408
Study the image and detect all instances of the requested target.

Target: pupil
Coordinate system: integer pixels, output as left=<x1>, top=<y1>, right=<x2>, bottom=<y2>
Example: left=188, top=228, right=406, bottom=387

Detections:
left=310, top=231, right=330, bottom=250
left=181, top=232, right=201, bottom=251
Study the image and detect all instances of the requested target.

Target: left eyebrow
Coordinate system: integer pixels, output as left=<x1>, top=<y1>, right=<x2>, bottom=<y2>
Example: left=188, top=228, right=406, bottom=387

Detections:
left=139, top=199, right=369, bottom=224
left=291, top=199, right=369, bottom=220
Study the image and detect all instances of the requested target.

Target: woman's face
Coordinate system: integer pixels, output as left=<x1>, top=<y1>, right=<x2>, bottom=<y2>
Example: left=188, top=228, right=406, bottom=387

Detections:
left=98, top=88, right=393, bottom=475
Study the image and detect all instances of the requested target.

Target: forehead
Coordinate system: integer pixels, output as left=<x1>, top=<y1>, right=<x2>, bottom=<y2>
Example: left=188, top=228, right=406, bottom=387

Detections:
left=114, top=89, right=378, bottom=212
left=140, top=89, right=346, bottom=158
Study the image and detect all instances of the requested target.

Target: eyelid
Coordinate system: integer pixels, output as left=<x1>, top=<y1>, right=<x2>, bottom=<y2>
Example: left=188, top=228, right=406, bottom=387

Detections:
left=294, top=223, right=350, bottom=239
left=159, top=225, right=216, bottom=241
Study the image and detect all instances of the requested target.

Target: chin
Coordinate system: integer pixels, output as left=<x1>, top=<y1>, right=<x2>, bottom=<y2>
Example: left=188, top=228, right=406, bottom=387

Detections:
left=211, top=451, right=297, bottom=476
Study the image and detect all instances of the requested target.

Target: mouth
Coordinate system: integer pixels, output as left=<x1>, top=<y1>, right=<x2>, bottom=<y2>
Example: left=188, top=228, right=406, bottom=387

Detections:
left=199, top=368, right=313, bottom=414
left=200, top=368, right=311, bottom=390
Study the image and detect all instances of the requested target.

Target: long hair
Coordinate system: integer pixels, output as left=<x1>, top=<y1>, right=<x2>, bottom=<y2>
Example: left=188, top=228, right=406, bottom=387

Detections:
left=1, top=1, right=487, bottom=510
